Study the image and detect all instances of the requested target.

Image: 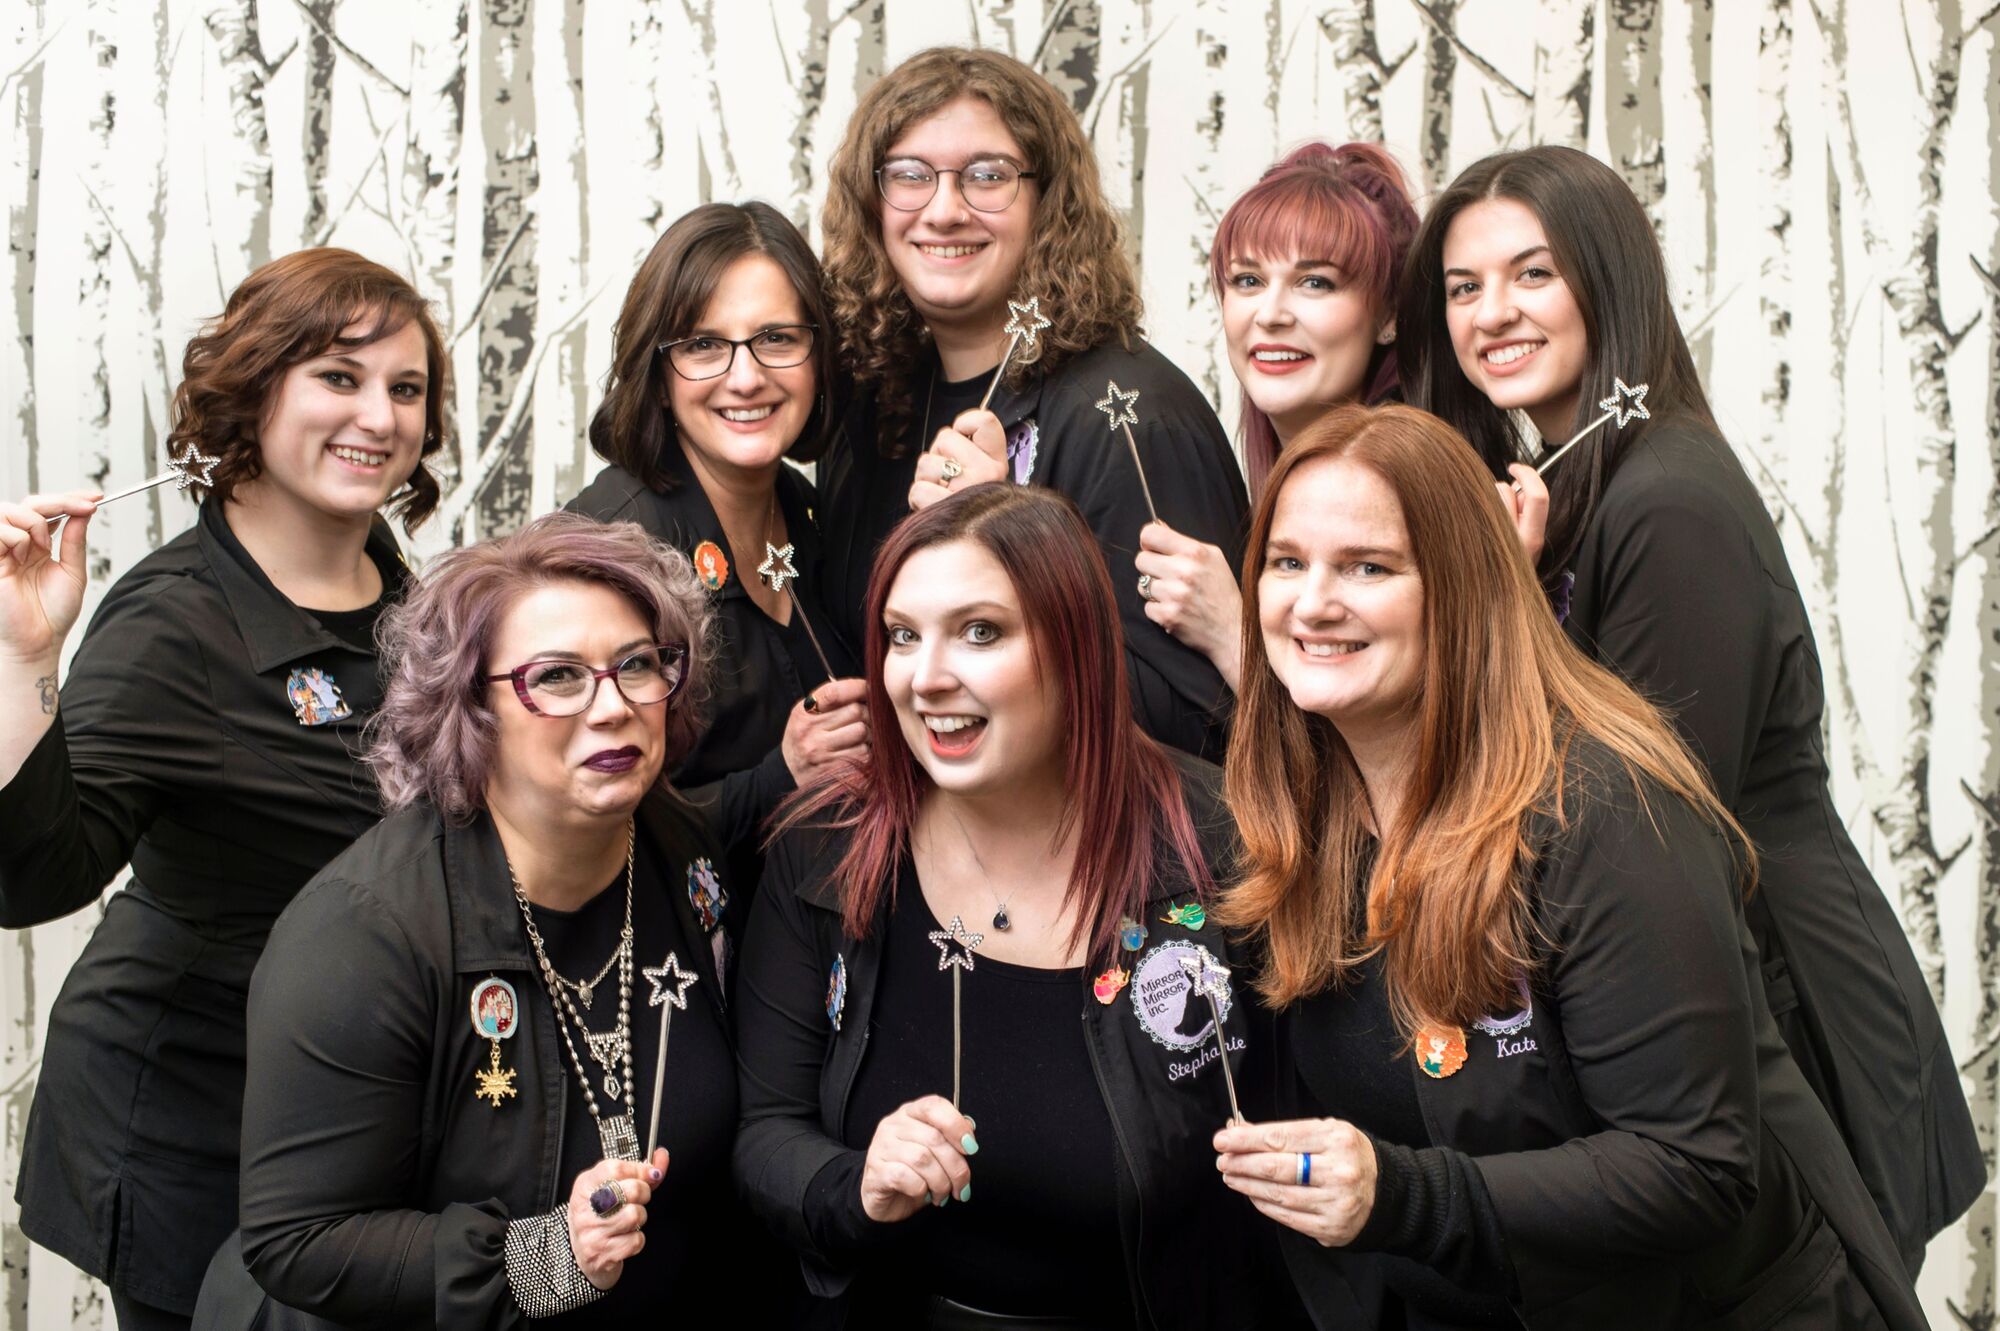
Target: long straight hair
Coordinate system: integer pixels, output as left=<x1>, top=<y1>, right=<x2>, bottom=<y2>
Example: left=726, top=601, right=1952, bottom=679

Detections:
left=1219, top=405, right=1750, bottom=1031
left=773, top=485, right=1210, bottom=965
left=1396, top=146, right=1717, bottom=582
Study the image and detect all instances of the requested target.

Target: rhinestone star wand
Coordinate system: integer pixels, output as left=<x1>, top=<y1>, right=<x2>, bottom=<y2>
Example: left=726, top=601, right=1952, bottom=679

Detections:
left=1179, top=950, right=1244, bottom=1124
left=47, top=442, right=220, bottom=524
left=756, top=542, right=837, bottom=683
left=928, top=915, right=984, bottom=1111
left=1533, top=378, right=1650, bottom=476
left=976, top=297, right=1051, bottom=413
left=642, top=950, right=697, bottom=1155
left=1095, top=379, right=1158, bottom=523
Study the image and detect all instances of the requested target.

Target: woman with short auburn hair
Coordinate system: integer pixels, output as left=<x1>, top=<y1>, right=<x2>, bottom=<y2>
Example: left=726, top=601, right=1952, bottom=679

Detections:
left=735, top=484, right=1300, bottom=1329
left=204, top=512, right=790, bottom=1327
left=1212, top=404, right=1922, bottom=1329
left=815, top=45, right=1248, bottom=763
left=0, top=247, right=441, bottom=1330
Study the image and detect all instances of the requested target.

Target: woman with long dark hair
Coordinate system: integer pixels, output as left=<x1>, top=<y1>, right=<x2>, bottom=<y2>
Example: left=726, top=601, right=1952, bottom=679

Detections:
left=1397, top=144, right=1980, bottom=1275
left=734, top=485, right=1297, bottom=1329
left=0, top=249, right=444, bottom=1329
left=1214, top=404, right=1922, bottom=1329
left=815, top=46, right=1247, bottom=762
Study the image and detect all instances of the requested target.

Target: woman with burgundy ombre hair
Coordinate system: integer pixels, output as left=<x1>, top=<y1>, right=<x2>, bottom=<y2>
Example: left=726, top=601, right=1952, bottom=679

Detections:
left=733, top=484, right=1301, bottom=1330
left=1135, top=142, right=1542, bottom=697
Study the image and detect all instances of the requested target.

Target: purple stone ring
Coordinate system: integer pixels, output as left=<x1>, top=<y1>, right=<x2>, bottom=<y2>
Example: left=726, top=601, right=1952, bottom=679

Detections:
left=588, top=1181, right=624, bottom=1216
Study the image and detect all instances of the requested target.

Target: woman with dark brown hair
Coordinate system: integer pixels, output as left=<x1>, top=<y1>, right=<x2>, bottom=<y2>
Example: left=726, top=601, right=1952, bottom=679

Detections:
left=1211, top=404, right=1922, bottom=1329
left=0, top=249, right=444, bottom=1330
left=815, top=46, right=1247, bottom=762
left=568, top=202, right=866, bottom=885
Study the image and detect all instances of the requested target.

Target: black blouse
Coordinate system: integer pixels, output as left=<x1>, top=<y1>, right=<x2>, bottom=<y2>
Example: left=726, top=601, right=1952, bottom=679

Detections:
left=819, top=341, right=1247, bottom=762
left=0, top=499, right=407, bottom=1314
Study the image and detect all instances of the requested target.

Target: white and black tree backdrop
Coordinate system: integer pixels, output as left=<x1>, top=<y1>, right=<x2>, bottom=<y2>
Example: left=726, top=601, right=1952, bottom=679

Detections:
left=3, top=0, right=2000, bottom=1325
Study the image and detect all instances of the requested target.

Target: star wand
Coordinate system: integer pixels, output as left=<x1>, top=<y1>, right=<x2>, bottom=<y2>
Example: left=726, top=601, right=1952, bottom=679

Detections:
left=974, top=297, right=1052, bottom=414
left=1095, top=379, right=1158, bottom=523
left=47, top=442, right=220, bottom=524
left=756, top=541, right=838, bottom=684
left=642, top=951, right=698, bottom=1155
left=1533, top=377, right=1650, bottom=476
left=928, top=915, right=984, bottom=1111
left=1179, top=949, right=1245, bottom=1124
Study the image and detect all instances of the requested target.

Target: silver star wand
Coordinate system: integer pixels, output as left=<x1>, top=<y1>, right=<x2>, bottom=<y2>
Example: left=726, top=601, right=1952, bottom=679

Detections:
left=928, top=915, right=984, bottom=1111
left=1095, top=380, right=1158, bottom=523
left=756, top=542, right=837, bottom=684
left=1179, top=949, right=1244, bottom=1124
left=1533, top=378, right=1650, bottom=475
left=975, top=297, right=1052, bottom=413
left=642, top=951, right=698, bottom=1155
left=47, top=442, right=220, bottom=524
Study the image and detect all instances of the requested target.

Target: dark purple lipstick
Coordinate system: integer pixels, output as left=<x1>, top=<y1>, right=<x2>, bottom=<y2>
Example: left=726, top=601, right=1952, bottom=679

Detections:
left=583, top=746, right=643, bottom=774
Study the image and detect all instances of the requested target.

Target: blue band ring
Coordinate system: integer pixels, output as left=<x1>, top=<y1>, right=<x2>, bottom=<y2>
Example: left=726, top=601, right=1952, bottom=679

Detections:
left=1296, top=1151, right=1312, bottom=1187
left=588, top=1181, right=624, bottom=1216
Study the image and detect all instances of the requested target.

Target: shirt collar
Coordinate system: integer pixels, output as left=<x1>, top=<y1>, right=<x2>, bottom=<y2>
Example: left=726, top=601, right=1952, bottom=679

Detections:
left=196, top=498, right=411, bottom=674
left=653, top=444, right=825, bottom=604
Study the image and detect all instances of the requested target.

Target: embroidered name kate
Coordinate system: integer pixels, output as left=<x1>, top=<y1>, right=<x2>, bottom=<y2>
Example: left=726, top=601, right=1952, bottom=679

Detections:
left=1494, top=1035, right=1538, bottom=1058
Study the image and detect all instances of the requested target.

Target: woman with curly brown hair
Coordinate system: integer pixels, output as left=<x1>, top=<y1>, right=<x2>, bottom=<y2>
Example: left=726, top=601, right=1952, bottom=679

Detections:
left=815, top=45, right=1247, bottom=762
left=0, top=248, right=443, bottom=1330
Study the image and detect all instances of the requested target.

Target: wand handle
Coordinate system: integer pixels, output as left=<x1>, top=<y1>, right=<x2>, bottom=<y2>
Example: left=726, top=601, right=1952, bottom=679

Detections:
left=44, top=471, right=173, bottom=524
left=786, top=591, right=838, bottom=683
left=646, top=1010, right=672, bottom=1156
left=951, top=968, right=963, bottom=1112
left=1205, top=992, right=1244, bottom=1125
left=1533, top=408, right=1616, bottom=476
left=1120, top=423, right=1159, bottom=524
left=976, top=332, right=1022, bottom=414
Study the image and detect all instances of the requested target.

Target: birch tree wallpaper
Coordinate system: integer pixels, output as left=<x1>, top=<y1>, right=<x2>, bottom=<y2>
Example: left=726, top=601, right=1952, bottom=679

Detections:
left=2, top=0, right=1998, bottom=1325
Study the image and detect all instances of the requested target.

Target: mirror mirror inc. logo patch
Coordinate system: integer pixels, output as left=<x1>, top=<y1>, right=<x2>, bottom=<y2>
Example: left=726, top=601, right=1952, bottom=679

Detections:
left=1129, top=940, right=1232, bottom=1050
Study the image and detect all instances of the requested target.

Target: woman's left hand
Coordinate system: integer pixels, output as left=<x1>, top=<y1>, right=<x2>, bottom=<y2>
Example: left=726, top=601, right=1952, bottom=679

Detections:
left=1214, top=1117, right=1377, bottom=1248
left=1497, top=463, right=1548, bottom=566
left=909, top=409, right=1009, bottom=511
left=1134, top=522, right=1243, bottom=692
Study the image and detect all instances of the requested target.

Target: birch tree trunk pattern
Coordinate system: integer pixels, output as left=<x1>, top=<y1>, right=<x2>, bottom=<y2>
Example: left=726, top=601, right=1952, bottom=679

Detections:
left=2, top=2, right=1998, bottom=1326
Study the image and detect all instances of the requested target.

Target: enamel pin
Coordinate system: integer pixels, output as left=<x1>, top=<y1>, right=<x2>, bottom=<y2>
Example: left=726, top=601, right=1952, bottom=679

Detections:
left=687, top=857, right=727, bottom=932
left=642, top=951, right=698, bottom=1155
left=1161, top=901, right=1206, bottom=931
left=1118, top=916, right=1148, bottom=952
left=1415, top=1025, right=1469, bottom=1079
left=826, top=954, right=849, bottom=1032
left=928, top=915, right=984, bottom=1111
left=1093, top=965, right=1130, bottom=1004
left=469, top=977, right=519, bottom=1108
left=286, top=667, right=352, bottom=726
left=692, top=540, right=730, bottom=592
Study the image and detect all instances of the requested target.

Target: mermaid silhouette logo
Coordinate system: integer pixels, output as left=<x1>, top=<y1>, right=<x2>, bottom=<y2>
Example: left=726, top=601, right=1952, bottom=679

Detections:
left=285, top=666, right=352, bottom=726
left=1129, top=940, right=1232, bottom=1050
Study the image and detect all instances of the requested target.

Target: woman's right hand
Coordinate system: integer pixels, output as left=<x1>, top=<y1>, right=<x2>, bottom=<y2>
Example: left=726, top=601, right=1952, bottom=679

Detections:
left=562, top=1148, right=668, bottom=1291
left=781, top=677, right=870, bottom=781
left=0, top=492, right=99, bottom=666
left=859, top=1095, right=977, bottom=1223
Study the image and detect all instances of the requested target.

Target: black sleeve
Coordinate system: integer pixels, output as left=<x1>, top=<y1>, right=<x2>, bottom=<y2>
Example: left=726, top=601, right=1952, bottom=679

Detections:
left=678, top=744, right=796, bottom=863
left=733, top=831, right=898, bottom=1274
left=1350, top=1138, right=1515, bottom=1299
left=0, top=587, right=218, bottom=928
left=1580, top=473, right=1774, bottom=806
left=238, top=875, right=523, bottom=1329
left=1467, top=776, right=1762, bottom=1313
left=1043, top=379, right=1246, bottom=762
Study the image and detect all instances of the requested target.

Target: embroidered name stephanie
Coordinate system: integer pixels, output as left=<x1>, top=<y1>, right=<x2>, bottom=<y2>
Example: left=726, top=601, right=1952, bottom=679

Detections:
left=1168, top=1034, right=1246, bottom=1082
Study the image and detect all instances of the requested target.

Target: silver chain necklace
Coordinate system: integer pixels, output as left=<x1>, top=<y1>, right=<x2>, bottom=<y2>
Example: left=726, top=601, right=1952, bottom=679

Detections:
left=509, top=824, right=640, bottom=1162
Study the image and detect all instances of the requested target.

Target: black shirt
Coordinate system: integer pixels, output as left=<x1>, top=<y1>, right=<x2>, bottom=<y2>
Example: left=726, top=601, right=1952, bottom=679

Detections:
left=837, top=878, right=1129, bottom=1326
left=819, top=340, right=1247, bottom=761
left=0, top=498, right=407, bottom=1313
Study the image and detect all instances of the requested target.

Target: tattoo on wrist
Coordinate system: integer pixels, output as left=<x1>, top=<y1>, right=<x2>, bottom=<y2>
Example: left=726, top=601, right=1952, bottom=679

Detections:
left=36, top=674, right=56, bottom=715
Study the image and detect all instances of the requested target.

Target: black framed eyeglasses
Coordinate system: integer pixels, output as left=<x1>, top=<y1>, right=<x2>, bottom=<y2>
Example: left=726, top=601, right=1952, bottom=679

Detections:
left=483, top=644, right=689, bottom=718
left=875, top=157, right=1039, bottom=213
left=656, top=325, right=817, bottom=381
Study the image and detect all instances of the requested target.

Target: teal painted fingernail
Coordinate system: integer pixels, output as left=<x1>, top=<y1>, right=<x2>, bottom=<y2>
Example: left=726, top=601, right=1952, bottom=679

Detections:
left=961, top=1134, right=979, bottom=1154
left=958, top=1183, right=972, bottom=1203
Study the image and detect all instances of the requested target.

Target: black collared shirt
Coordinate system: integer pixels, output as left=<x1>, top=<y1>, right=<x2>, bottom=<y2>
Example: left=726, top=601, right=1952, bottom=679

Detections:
left=0, top=497, right=407, bottom=1313
left=818, top=340, right=1248, bottom=762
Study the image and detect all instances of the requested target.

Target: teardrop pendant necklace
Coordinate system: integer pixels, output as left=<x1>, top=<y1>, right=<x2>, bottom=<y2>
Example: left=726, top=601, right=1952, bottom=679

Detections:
left=940, top=808, right=1014, bottom=931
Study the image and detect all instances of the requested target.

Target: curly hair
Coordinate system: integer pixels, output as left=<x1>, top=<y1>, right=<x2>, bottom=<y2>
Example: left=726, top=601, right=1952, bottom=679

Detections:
left=820, top=46, right=1145, bottom=452
left=367, top=513, right=714, bottom=823
left=588, top=202, right=845, bottom=492
left=171, top=247, right=451, bottom=528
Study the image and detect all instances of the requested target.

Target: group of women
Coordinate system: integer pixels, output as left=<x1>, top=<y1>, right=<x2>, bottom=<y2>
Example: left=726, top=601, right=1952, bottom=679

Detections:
left=0, top=42, right=1977, bottom=1331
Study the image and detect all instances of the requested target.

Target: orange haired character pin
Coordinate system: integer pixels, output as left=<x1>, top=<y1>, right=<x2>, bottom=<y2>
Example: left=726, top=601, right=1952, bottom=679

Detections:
left=1415, top=1025, right=1468, bottom=1079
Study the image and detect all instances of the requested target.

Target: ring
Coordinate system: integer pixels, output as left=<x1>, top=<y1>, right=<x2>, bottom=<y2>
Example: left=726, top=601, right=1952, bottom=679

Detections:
left=802, top=691, right=820, bottom=714
left=1296, top=1151, right=1312, bottom=1186
left=1137, top=573, right=1154, bottom=601
left=939, top=457, right=963, bottom=485
left=588, top=1179, right=625, bottom=1216
left=1510, top=480, right=1524, bottom=494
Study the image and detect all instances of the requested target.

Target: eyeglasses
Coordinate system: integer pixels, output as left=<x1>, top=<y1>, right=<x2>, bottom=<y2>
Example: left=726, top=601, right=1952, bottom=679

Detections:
left=657, top=325, right=817, bottom=381
left=875, top=157, right=1039, bottom=213
left=484, top=644, right=689, bottom=718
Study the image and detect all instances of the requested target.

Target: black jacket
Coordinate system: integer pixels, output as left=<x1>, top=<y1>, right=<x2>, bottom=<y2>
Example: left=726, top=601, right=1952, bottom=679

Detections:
left=566, top=448, right=856, bottom=860
left=1561, top=419, right=1980, bottom=1273
left=733, top=755, right=1302, bottom=1330
left=818, top=340, right=1248, bottom=762
left=0, top=499, right=407, bottom=1313
left=1279, top=742, right=1926, bottom=1331
left=203, top=789, right=764, bottom=1328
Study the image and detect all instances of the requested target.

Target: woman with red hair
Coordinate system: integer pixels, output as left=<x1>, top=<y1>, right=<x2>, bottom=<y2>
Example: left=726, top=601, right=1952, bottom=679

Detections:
left=1211, top=404, right=1920, bottom=1328
left=734, top=484, right=1298, bottom=1329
